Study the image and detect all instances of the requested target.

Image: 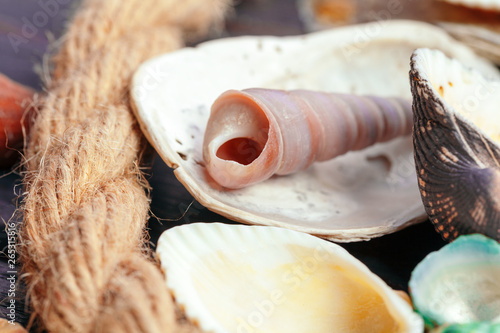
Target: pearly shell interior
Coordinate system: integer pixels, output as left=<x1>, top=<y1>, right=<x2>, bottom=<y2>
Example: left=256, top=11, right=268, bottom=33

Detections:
left=157, top=223, right=424, bottom=333
left=409, top=234, right=500, bottom=328
left=131, top=20, right=497, bottom=242
left=412, top=48, right=500, bottom=144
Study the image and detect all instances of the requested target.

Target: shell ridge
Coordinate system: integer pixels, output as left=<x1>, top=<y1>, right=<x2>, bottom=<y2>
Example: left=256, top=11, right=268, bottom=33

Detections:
left=411, top=68, right=483, bottom=169
left=456, top=118, right=500, bottom=169
left=410, top=49, right=500, bottom=241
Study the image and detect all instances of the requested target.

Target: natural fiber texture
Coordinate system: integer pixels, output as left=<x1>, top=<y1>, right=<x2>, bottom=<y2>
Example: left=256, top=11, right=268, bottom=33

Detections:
left=20, top=0, right=228, bottom=332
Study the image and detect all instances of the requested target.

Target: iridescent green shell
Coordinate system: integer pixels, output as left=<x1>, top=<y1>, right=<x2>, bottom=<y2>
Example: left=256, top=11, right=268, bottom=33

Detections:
left=432, top=322, right=500, bottom=333
left=409, top=234, right=500, bottom=329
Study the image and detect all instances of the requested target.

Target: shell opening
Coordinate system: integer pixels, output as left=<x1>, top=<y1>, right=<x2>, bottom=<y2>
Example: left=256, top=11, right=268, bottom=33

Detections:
left=203, top=90, right=276, bottom=189
left=208, top=94, right=270, bottom=168
left=216, top=137, right=265, bottom=165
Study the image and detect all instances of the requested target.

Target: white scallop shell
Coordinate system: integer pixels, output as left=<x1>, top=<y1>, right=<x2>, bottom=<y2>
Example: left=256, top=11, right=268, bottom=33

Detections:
left=157, top=223, right=424, bottom=333
left=131, top=20, right=497, bottom=242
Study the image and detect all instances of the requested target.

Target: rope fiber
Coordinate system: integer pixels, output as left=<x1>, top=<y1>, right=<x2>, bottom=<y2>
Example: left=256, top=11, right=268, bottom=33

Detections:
left=20, top=0, right=228, bottom=331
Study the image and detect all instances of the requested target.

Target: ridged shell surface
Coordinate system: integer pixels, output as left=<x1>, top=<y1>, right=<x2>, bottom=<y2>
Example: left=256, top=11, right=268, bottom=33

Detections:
left=203, top=88, right=413, bottom=189
left=410, top=48, right=500, bottom=241
left=409, top=234, right=500, bottom=328
left=132, top=20, right=497, bottom=241
left=157, top=223, right=424, bottom=333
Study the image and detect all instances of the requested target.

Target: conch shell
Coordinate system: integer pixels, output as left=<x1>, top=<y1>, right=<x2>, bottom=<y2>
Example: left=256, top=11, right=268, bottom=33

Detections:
left=203, top=88, right=412, bottom=189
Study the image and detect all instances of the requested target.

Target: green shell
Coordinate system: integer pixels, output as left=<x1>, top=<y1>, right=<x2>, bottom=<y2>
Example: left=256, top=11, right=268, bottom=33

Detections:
left=409, top=234, right=500, bottom=328
left=432, top=322, right=500, bottom=333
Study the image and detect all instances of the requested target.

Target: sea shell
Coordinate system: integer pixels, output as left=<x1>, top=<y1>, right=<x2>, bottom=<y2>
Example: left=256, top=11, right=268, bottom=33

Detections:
left=409, top=234, right=500, bottom=328
left=297, top=0, right=500, bottom=66
left=410, top=48, right=500, bottom=242
left=204, top=88, right=412, bottom=189
left=157, top=222, right=424, bottom=333
left=132, top=20, right=496, bottom=241
left=296, top=0, right=358, bottom=32
left=439, top=0, right=500, bottom=11
left=439, top=23, right=500, bottom=66
left=431, top=322, right=500, bottom=333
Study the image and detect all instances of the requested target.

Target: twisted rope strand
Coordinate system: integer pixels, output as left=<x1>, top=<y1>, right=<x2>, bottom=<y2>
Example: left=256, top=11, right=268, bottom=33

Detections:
left=21, top=0, right=228, bottom=331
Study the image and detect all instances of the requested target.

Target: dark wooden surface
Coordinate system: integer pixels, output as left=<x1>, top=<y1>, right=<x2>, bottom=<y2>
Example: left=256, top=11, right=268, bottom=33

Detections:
left=0, top=0, right=447, bottom=328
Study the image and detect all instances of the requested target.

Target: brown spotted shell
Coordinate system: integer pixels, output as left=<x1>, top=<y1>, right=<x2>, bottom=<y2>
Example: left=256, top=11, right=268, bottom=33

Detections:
left=410, top=48, right=500, bottom=242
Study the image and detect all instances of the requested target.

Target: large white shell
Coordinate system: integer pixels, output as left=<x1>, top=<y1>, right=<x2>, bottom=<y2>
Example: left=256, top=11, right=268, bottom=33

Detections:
left=132, top=20, right=497, bottom=242
left=157, top=223, right=424, bottom=333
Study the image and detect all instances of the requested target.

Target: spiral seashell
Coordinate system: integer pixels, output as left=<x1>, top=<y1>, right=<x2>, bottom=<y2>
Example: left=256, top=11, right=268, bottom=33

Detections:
left=203, top=88, right=412, bottom=189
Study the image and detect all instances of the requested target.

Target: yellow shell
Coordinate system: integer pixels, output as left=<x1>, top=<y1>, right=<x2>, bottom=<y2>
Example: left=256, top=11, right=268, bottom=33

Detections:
left=157, top=223, right=424, bottom=333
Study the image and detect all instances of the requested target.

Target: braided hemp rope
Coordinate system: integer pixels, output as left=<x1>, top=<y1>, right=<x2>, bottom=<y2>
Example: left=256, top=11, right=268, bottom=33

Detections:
left=20, top=0, right=227, bottom=331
